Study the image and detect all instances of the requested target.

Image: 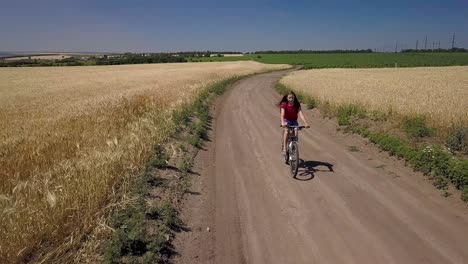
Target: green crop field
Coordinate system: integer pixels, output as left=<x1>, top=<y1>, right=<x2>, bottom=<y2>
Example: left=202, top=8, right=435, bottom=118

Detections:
left=188, top=56, right=252, bottom=62
left=190, top=52, right=468, bottom=69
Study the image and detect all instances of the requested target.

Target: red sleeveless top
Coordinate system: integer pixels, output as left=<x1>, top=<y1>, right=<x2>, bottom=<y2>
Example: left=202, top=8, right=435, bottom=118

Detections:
left=281, top=102, right=299, bottom=121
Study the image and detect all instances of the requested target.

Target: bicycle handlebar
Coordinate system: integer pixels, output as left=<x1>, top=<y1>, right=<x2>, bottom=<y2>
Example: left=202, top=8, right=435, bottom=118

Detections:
left=280, top=125, right=308, bottom=129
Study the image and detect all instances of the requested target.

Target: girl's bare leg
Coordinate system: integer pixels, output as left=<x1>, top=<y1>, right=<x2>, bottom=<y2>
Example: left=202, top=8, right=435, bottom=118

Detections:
left=282, top=129, right=288, bottom=151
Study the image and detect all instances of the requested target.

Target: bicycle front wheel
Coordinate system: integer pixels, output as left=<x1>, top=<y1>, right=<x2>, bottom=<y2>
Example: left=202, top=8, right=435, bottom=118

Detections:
left=289, top=142, right=299, bottom=177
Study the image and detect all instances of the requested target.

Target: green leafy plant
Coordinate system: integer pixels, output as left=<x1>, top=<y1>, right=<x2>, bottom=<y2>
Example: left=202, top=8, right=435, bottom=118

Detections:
left=337, top=105, right=366, bottom=126
left=149, top=145, right=168, bottom=169
left=433, top=176, right=449, bottom=190
left=462, top=186, right=468, bottom=202
left=306, top=97, right=317, bottom=109
left=401, top=116, right=432, bottom=137
left=447, top=125, right=467, bottom=153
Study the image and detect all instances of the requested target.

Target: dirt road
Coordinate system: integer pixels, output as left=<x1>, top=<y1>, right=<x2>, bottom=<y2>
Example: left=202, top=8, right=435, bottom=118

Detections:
left=174, top=70, right=468, bottom=264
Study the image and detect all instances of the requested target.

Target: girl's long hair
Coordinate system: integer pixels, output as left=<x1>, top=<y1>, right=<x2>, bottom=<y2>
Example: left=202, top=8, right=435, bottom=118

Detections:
left=279, top=91, right=300, bottom=110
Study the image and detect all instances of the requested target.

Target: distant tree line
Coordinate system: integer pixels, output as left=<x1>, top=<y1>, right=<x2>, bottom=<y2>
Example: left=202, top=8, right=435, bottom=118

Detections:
left=0, top=53, right=188, bottom=67
left=0, top=58, right=86, bottom=67
left=0, top=51, right=249, bottom=67
left=94, top=53, right=186, bottom=65
left=401, top=48, right=467, bottom=53
left=254, top=49, right=373, bottom=54
left=172, top=51, right=242, bottom=57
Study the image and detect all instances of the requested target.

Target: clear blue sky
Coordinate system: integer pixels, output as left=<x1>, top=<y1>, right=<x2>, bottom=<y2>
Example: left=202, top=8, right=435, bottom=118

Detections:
left=1, top=0, right=467, bottom=53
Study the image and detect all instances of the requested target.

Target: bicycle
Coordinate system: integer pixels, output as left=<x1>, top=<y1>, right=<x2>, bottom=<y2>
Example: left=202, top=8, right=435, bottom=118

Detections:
left=282, top=125, right=307, bottom=177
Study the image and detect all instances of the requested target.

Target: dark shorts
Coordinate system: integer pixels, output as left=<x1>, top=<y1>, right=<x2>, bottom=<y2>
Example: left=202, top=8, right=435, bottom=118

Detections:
left=284, top=120, right=299, bottom=126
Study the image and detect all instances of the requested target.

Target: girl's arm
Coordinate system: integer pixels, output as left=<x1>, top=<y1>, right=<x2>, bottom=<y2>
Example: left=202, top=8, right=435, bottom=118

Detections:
left=298, top=109, right=310, bottom=127
left=280, top=108, right=285, bottom=127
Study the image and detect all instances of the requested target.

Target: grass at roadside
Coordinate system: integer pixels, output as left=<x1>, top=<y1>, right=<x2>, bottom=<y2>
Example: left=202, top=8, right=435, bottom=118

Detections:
left=103, top=77, right=241, bottom=263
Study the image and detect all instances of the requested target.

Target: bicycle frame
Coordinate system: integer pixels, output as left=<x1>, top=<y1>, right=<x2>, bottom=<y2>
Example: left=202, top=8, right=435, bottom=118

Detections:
left=282, top=125, right=306, bottom=177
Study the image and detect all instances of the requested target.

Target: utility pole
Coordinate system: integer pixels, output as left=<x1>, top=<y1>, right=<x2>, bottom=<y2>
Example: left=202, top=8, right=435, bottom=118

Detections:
left=395, top=41, right=398, bottom=53
left=416, top=40, right=419, bottom=50
left=438, top=41, right=440, bottom=49
left=452, top=33, right=456, bottom=49
left=424, top=36, right=428, bottom=50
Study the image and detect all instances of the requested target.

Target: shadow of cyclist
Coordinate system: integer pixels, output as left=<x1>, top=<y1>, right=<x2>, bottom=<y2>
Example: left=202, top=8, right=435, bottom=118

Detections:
left=294, top=159, right=334, bottom=181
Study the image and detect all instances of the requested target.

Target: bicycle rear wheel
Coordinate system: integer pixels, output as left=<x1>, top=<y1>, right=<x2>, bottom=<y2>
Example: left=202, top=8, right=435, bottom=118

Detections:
left=289, top=142, right=299, bottom=177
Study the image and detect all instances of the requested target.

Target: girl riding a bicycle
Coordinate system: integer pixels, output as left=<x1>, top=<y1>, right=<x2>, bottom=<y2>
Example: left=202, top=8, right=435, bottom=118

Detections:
left=280, top=91, right=310, bottom=152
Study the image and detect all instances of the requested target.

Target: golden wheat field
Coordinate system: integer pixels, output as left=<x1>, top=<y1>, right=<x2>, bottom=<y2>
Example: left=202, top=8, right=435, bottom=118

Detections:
left=281, top=66, right=468, bottom=130
left=0, top=61, right=289, bottom=263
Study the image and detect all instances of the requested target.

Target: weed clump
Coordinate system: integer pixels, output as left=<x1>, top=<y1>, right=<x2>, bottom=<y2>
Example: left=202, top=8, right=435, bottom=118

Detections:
left=462, top=186, right=468, bottom=202
left=150, top=145, right=168, bottom=169
left=433, top=176, right=449, bottom=190
left=401, top=116, right=432, bottom=137
left=337, top=105, right=366, bottom=126
left=105, top=201, right=180, bottom=263
left=446, top=125, right=467, bottom=154
left=306, top=97, right=317, bottom=109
